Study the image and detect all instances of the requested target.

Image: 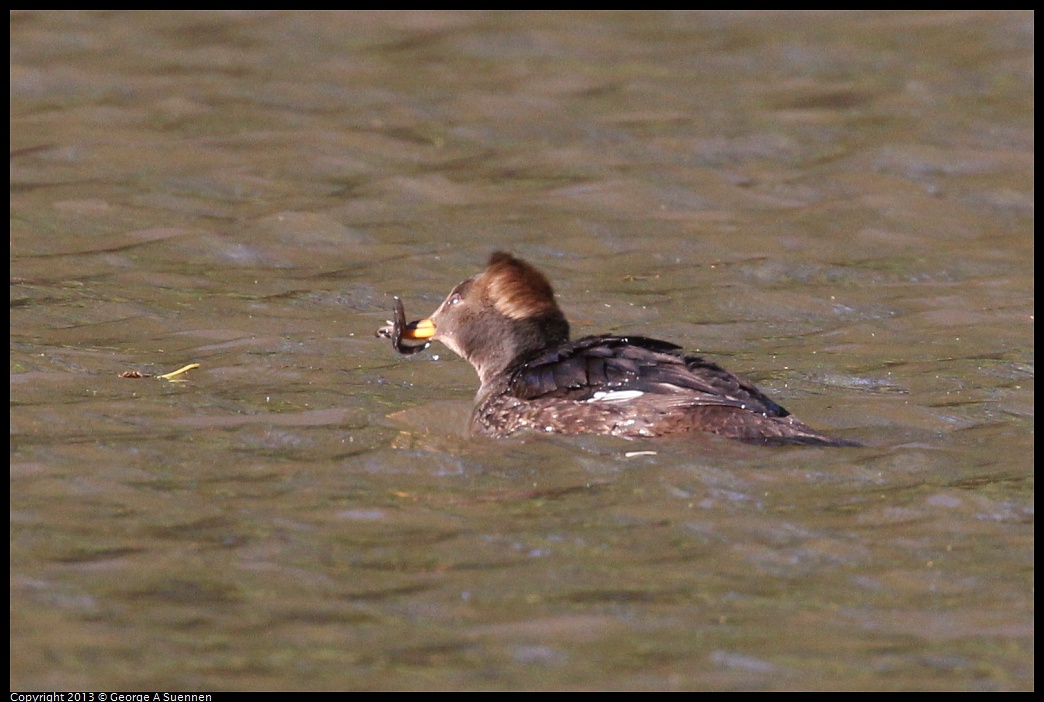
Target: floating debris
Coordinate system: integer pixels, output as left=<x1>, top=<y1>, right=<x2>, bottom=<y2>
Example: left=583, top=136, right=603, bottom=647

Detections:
left=119, top=363, right=200, bottom=382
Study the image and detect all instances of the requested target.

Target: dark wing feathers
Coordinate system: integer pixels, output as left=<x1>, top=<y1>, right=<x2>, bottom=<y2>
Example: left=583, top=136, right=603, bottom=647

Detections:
left=674, top=355, right=789, bottom=417
left=492, top=334, right=857, bottom=446
left=510, top=335, right=787, bottom=416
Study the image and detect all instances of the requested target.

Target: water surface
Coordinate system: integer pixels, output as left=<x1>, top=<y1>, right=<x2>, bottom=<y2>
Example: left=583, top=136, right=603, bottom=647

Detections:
left=11, top=10, right=1033, bottom=691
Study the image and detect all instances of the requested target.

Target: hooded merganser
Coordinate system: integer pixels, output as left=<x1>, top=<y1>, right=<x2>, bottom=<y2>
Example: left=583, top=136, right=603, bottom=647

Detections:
left=377, top=252, right=859, bottom=446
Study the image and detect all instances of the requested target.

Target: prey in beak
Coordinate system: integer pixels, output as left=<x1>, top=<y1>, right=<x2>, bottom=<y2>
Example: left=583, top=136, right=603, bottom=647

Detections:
left=376, top=296, right=435, bottom=355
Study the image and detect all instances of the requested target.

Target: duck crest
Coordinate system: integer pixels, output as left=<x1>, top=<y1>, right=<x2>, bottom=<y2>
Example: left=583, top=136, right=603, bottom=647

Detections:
left=481, top=252, right=560, bottom=321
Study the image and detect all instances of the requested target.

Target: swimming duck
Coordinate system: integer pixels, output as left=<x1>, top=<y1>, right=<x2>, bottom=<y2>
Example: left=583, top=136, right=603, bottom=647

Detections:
left=377, top=252, right=858, bottom=446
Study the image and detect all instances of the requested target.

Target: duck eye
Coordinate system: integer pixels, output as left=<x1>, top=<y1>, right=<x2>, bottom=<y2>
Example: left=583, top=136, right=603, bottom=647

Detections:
left=449, top=294, right=462, bottom=305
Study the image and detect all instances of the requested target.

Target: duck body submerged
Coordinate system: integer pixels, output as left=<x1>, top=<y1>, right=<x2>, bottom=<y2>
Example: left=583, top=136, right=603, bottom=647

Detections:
left=378, top=252, right=858, bottom=447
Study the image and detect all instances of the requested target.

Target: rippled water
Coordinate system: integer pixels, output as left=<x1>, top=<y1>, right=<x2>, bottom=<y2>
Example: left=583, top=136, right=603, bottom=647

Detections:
left=11, top=11, right=1033, bottom=691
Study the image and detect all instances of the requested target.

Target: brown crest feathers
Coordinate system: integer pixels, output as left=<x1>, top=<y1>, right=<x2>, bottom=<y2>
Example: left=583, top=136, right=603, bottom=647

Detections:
left=482, top=252, right=561, bottom=321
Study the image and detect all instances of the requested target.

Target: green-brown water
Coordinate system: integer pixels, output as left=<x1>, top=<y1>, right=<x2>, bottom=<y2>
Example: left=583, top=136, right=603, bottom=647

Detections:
left=11, top=11, right=1033, bottom=690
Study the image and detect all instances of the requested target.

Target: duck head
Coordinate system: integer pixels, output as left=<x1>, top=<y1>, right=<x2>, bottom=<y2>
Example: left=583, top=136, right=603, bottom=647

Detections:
left=402, top=252, right=570, bottom=386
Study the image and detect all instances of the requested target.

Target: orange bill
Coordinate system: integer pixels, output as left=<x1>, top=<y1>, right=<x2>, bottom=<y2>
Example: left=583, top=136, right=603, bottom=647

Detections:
left=402, top=318, right=436, bottom=340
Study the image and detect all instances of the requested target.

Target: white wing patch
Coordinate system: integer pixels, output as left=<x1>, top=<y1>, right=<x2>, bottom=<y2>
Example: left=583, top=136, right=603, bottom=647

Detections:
left=586, top=390, right=645, bottom=403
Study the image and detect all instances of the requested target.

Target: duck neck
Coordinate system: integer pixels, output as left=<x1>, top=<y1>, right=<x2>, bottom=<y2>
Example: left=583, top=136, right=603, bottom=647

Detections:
left=470, top=313, right=569, bottom=395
